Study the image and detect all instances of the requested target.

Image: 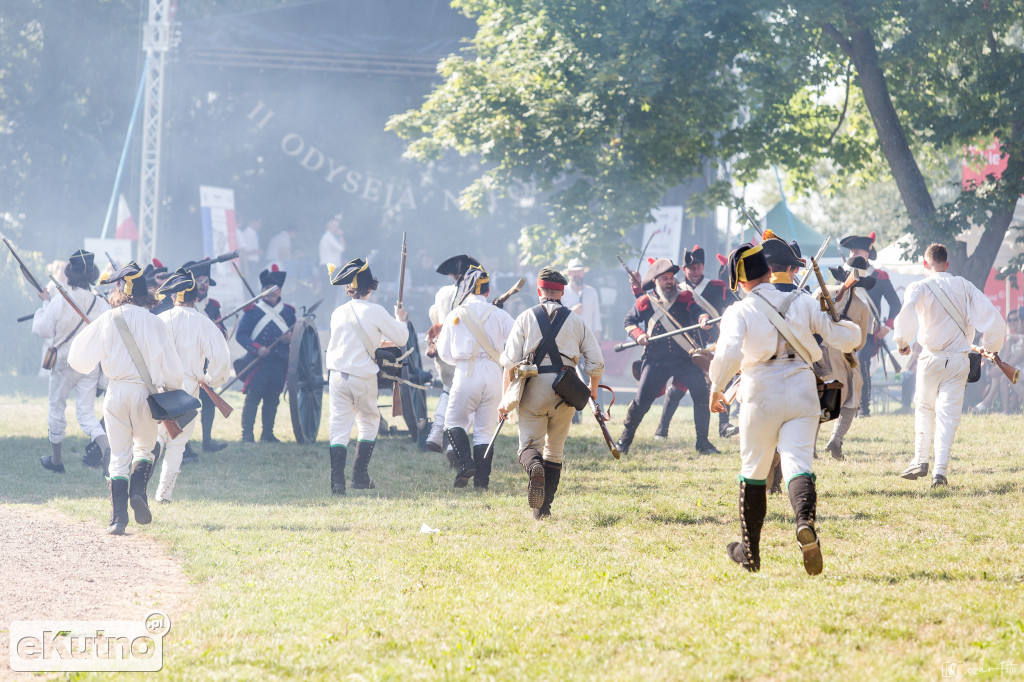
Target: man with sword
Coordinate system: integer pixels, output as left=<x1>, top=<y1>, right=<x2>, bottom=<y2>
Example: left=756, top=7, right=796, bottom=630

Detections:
left=435, top=265, right=515, bottom=490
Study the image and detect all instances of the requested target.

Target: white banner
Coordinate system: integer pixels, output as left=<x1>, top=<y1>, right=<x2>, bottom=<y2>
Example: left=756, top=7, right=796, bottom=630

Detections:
left=639, top=206, right=684, bottom=277
left=199, top=186, right=245, bottom=308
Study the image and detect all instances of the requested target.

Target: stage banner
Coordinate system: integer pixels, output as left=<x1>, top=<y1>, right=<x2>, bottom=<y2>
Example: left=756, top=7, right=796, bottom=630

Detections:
left=199, top=186, right=244, bottom=306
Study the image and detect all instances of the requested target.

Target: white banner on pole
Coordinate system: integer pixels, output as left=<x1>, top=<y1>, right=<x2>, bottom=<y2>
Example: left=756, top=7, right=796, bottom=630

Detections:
left=199, top=186, right=245, bottom=308
left=83, top=238, right=133, bottom=269
left=639, top=206, right=684, bottom=277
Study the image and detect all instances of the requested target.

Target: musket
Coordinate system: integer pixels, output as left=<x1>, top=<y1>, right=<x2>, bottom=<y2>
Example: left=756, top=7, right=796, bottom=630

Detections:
left=2, top=234, right=44, bottom=293
left=493, top=277, right=526, bottom=309
left=213, top=285, right=279, bottom=325
left=17, top=313, right=34, bottom=323
left=218, top=330, right=291, bottom=395
left=484, top=416, right=506, bottom=461
left=591, top=385, right=620, bottom=459
left=738, top=205, right=764, bottom=238
left=105, top=251, right=120, bottom=270
left=182, top=250, right=240, bottom=274
left=200, top=382, right=233, bottom=417
left=808, top=249, right=857, bottom=369
left=232, top=261, right=257, bottom=299
left=49, top=274, right=184, bottom=438
left=616, top=254, right=699, bottom=350
left=392, top=233, right=408, bottom=418
left=974, top=346, right=1019, bottom=384
left=614, top=317, right=722, bottom=352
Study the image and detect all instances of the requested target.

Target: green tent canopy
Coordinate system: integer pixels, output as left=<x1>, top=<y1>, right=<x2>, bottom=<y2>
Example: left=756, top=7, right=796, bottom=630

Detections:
left=737, top=202, right=843, bottom=259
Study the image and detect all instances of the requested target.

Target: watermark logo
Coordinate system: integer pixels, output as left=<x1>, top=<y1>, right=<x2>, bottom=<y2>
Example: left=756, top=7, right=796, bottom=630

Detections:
left=9, top=612, right=170, bottom=672
left=942, top=660, right=1018, bottom=679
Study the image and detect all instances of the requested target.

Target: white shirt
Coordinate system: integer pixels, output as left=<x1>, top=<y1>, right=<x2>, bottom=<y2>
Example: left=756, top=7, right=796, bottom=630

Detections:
left=237, top=226, right=260, bottom=263
left=562, top=284, right=602, bottom=335
left=158, top=306, right=232, bottom=390
left=429, top=283, right=459, bottom=325
left=318, top=230, right=344, bottom=267
left=436, top=295, right=515, bottom=365
left=68, top=304, right=185, bottom=390
left=501, top=300, right=605, bottom=377
left=326, top=298, right=410, bottom=377
left=709, top=283, right=861, bottom=392
left=265, top=231, right=291, bottom=263
left=894, top=271, right=1005, bottom=355
left=32, top=288, right=110, bottom=361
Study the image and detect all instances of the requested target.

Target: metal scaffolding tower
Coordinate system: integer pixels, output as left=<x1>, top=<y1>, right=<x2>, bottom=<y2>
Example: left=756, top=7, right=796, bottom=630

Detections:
left=137, top=0, right=178, bottom=265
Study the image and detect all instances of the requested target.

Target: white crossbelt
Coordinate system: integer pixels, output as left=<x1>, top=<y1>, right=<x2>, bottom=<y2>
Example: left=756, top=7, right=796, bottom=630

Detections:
left=456, top=305, right=500, bottom=376
left=923, top=278, right=971, bottom=353
left=750, top=292, right=820, bottom=366
left=341, top=304, right=377, bottom=361
left=251, top=300, right=289, bottom=341
left=647, top=290, right=695, bottom=351
left=684, top=278, right=720, bottom=319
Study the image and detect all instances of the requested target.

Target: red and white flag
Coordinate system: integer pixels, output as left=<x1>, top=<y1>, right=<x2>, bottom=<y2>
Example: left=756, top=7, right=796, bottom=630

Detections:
left=116, top=194, right=138, bottom=240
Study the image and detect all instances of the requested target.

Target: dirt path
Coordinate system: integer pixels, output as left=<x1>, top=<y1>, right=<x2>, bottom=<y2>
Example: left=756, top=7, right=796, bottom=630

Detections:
left=0, top=505, right=191, bottom=680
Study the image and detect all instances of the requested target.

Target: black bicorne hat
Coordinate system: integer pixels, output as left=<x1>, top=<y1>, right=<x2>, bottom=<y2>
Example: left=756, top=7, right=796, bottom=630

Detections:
left=682, top=245, right=705, bottom=267
left=727, top=243, right=770, bottom=291
left=331, top=257, right=374, bottom=290
left=839, top=232, right=878, bottom=260
left=259, top=264, right=286, bottom=289
left=436, top=254, right=481, bottom=278
left=760, top=231, right=805, bottom=268
left=101, top=261, right=148, bottom=296
left=157, top=267, right=199, bottom=302
left=182, top=259, right=217, bottom=286
left=68, top=249, right=95, bottom=272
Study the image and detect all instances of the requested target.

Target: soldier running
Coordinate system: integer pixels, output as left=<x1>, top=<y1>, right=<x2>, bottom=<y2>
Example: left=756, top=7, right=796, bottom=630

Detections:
left=709, top=244, right=860, bottom=575
left=499, top=267, right=604, bottom=519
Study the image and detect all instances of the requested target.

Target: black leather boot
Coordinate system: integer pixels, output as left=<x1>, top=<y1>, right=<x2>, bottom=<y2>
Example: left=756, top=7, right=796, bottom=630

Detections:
left=718, top=410, right=739, bottom=438
left=446, top=427, right=476, bottom=488
left=128, top=460, right=153, bottom=525
left=616, top=401, right=644, bottom=456
left=767, top=450, right=783, bottom=495
left=859, top=362, right=872, bottom=416
left=518, top=446, right=545, bottom=509
left=241, top=393, right=259, bottom=443
left=330, top=445, right=347, bottom=495
left=533, top=460, right=562, bottom=520
left=351, top=440, right=376, bottom=490
left=788, top=475, right=822, bottom=575
left=726, top=481, right=767, bottom=572
left=260, top=391, right=281, bottom=442
left=108, top=479, right=130, bottom=535
left=654, top=387, right=683, bottom=439
left=473, top=443, right=491, bottom=490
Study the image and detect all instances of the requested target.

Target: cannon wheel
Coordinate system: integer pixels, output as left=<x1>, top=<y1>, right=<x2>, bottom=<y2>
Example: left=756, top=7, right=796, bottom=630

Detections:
left=287, top=316, right=324, bottom=444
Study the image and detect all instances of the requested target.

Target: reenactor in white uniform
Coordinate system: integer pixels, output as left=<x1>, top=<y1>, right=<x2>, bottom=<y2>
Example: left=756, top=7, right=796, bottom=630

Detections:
left=894, top=243, right=1005, bottom=487
left=436, top=266, right=515, bottom=489
left=425, top=254, right=480, bottom=456
left=32, top=249, right=111, bottom=473
left=709, top=244, right=860, bottom=575
left=153, top=268, right=232, bottom=502
left=68, top=263, right=185, bottom=535
left=325, top=258, right=409, bottom=494
left=499, top=268, right=604, bottom=519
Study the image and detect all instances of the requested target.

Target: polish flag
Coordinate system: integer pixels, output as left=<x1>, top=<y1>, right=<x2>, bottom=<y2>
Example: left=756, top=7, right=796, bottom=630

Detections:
left=116, top=194, right=138, bottom=240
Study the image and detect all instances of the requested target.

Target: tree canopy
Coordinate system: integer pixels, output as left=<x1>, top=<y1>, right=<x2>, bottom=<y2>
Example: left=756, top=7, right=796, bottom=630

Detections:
left=389, top=0, right=1024, bottom=282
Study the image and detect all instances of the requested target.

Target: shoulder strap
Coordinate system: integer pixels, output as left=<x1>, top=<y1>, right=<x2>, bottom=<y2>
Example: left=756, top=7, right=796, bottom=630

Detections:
left=459, top=305, right=501, bottom=363
left=750, top=292, right=820, bottom=366
left=924, top=278, right=970, bottom=340
left=112, top=308, right=157, bottom=393
left=532, top=305, right=571, bottom=370
left=53, top=296, right=98, bottom=350
left=342, top=304, right=377, bottom=360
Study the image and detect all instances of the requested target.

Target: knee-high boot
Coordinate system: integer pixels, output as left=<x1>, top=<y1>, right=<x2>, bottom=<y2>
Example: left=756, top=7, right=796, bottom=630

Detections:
left=654, top=387, right=684, bottom=438
left=533, top=460, right=562, bottom=520
left=108, top=479, right=130, bottom=535
left=241, top=392, right=259, bottom=443
left=351, top=440, right=376, bottom=489
left=445, top=427, right=476, bottom=488
left=788, top=475, right=822, bottom=576
left=472, top=443, right=491, bottom=490
left=859, top=361, right=872, bottom=416
left=330, top=445, right=347, bottom=495
left=825, top=407, right=857, bottom=460
left=727, top=481, right=766, bottom=572
left=518, top=446, right=545, bottom=509
left=616, top=401, right=645, bottom=456
left=128, top=460, right=153, bottom=525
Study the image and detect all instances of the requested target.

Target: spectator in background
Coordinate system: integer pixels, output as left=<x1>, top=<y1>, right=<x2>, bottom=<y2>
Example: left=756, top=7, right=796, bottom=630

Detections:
left=318, top=217, right=346, bottom=306
left=237, top=216, right=263, bottom=280
left=266, top=225, right=297, bottom=265
left=562, top=258, right=602, bottom=337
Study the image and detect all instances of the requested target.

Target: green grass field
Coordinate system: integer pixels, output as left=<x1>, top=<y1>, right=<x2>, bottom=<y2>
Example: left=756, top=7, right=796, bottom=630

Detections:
left=1, top=378, right=1023, bottom=680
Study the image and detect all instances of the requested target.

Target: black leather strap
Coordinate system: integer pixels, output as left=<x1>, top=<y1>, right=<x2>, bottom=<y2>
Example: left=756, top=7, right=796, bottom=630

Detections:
left=532, top=305, right=571, bottom=374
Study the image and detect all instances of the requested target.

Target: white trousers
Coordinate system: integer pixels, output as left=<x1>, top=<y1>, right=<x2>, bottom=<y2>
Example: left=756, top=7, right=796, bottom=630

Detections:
left=329, top=371, right=381, bottom=447
left=912, top=353, right=969, bottom=476
left=433, top=391, right=450, bottom=429
left=444, top=359, right=501, bottom=446
left=103, top=382, right=158, bottom=480
left=432, top=356, right=456, bottom=428
left=155, top=384, right=200, bottom=501
left=517, top=374, right=575, bottom=464
left=47, top=361, right=104, bottom=444
left=737, top=360, right=820, bottom=483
